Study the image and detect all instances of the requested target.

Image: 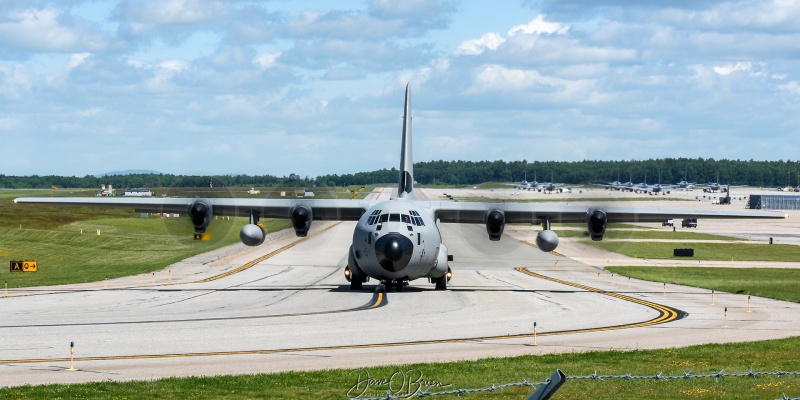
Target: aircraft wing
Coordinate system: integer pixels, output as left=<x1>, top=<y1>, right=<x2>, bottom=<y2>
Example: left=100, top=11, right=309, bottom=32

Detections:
left=16, top=196, right=786, bottom=224
left=503, top=183, right=534, bottom=190
left=594, top=183, right=619, bottom=189
left=14, top=197, right=376, bottom=221
left=427, top=201, right=785, bottom=224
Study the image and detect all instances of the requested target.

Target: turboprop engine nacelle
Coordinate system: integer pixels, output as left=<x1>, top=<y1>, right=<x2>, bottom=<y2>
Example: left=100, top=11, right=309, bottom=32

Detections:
left=189, top=200, right=213, bottom=234
left=484, top=209, right=505, bottom=241
left=239, top=224, right=266, bottom=246
left=290, top=204, right=313, bottom=237
left=586, top=207, right=608, bottom=241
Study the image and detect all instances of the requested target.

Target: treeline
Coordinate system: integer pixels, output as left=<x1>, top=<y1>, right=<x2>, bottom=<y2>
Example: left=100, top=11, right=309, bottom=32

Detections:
left=3, top=158, right=800, bottom=189
left=0, top=173, right=315, bottom=190
left=318, top=158, right=800, bottom=187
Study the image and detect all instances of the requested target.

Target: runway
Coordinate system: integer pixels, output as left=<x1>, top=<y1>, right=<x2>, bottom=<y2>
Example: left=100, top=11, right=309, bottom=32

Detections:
left=1, top=189, right=799, bottom=387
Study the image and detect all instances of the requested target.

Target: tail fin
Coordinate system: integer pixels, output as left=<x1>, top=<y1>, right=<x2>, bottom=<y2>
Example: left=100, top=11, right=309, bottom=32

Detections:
left=398, top=84, right=414, bottom=199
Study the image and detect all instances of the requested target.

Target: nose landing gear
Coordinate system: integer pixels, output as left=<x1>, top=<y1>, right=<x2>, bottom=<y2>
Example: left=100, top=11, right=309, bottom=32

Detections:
left=382, top=279, right=407, bottom=292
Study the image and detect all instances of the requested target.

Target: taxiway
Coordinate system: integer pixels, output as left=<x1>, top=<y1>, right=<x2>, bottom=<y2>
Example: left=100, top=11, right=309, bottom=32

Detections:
left=1, top=187, right=798, bottom=387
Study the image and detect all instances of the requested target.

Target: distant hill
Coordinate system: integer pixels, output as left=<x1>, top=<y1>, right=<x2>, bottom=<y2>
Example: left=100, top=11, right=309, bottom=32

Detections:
left=96, top=170, right=162, bottom=177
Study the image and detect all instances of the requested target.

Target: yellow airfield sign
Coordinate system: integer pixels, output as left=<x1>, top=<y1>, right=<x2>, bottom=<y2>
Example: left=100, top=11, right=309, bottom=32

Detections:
left=10, top=260, right=38, bottom=272
left=194, top=233, right=212, bottom=241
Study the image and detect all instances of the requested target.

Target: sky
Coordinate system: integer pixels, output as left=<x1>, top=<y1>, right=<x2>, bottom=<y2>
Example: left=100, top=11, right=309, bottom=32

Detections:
left=1, top=0, right=799, bottom=178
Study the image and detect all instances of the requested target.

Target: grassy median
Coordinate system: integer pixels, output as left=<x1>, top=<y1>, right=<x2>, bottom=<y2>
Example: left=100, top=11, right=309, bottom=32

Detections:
left=607, top=266, right=800, bottom=303
left=2, top=337, right=798, bottom=399
left=1, top=190, right=292, bottom=287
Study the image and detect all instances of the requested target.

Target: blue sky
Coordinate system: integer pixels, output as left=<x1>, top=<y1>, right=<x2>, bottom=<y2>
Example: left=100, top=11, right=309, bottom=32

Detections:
left=1, top=0, right=799, bottom=178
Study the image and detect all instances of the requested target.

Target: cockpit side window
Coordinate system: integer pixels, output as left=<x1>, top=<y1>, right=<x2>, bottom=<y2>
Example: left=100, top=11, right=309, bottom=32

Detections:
left=379, top=214, right=389, bottom=223
left=367, top=209, right=382, bottom=225
left=409, top=210, right=424, bottom=226
left=401, top=214, right=411, bottom=224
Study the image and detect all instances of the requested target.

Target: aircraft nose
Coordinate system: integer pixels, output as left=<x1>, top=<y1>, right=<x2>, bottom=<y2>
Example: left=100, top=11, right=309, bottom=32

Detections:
left=374, top=233, right=414, bottom=273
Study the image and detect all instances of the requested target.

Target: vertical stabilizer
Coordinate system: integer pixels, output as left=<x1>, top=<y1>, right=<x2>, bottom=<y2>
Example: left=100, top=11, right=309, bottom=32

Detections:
left=398, top=84, right=414, bottom=199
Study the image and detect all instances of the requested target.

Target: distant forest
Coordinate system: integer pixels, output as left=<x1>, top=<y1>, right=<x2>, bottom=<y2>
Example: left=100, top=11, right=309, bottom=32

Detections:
left=3, top=158, right=800, bottom=189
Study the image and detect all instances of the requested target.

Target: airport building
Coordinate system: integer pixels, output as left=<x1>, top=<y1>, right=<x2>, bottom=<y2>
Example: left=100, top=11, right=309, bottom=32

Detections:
left=124, top=189, right=154, bottom=197
left=747, top=194, right=800, bottom=210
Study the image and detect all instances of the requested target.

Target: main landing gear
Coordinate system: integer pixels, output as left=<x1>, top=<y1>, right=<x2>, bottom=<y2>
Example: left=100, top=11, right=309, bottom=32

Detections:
left=432, top=275, right=446, bottom=290
left=350, top=278, right=363, bottom=290
left=431, top=267, right=452, bottom=291
left=345, top=266, right=367, bottom=290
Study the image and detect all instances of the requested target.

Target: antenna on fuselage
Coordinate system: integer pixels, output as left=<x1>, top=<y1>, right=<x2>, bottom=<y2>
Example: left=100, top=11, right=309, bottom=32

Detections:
left=398, top=84, right=414, bottom=199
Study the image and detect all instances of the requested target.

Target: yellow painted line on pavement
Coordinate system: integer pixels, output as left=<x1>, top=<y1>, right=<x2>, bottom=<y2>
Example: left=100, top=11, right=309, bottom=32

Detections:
left=522, top=241, right=565, bottom=257
left=182, top=222, right=345, bottom=284
left=515, top=267, right=681, bottom=330
left=0, top=267, right=681, bottom=365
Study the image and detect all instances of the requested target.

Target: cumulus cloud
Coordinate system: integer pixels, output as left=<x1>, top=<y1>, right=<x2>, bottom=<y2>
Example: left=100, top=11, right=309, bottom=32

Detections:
left=0, top=64, right=32, bottom=99
left=713, top=61, right=752, bottom=75
left=122, top=57, right=191, bottom=92
left=656, top=0, right=800, bottom=31
left=285, top=0, right=455, bottom=40
left=780, top=81, right=800, bottom=95
left=66, top=53, right=91, bottom=70
left=253, top=52, right=281, bottom=70
left=113, top=0, right=226, bottom=44
left=455, top=15, right=568, bottom=55
left=471, top=65, right=562, bottom=92
left=455, top=32, right=504, bottom=55
left=508, top=15, right=569, bottom=36
left=224, top=6, right=282, bottom=43
left=76, top=107, right=102, bottom=117
left=3, top=1, right=800, bottom=176
left=0, top=8, right=114, bottom=54
left=286, top=10, right=410, bottom=39
left=368, top=0, right=455, bottom=20
left=116, top=0, right=223, bottom=25
left=281, top=40, right=433, bottom=72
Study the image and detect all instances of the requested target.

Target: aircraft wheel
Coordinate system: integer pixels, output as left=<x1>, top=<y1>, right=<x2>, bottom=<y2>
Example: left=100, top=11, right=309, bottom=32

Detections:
left=350, top=279, right=363, bottom=290
left=434, top=276, right=447, bottom=290
left=395, top=280, right=404, bottom=292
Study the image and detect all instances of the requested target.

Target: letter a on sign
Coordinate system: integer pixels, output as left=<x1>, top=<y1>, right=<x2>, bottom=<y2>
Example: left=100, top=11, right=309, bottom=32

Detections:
left=10, top=261, right=23, bottom=272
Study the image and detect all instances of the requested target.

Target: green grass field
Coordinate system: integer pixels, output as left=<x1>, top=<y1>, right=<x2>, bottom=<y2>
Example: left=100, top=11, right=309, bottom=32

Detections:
left=607, top=266, right=800, bottom=303
left=2, top=337, right=798, bottom=399
left=555, top=229, right=738, bottom=240
left=587, top=240, right=800, bottom=261
left=1, top=189, right=293, bottom=287
left=157, top=185, right=376, bottom=200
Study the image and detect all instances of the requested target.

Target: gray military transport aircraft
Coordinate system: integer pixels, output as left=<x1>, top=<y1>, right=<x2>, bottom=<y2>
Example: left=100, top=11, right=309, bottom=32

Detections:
left=15, top=85, right=787, bottom=291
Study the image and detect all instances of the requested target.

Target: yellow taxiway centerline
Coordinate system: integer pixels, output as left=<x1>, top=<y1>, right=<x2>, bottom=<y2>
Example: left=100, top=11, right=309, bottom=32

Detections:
left=0, top=267, right=680, bottom=365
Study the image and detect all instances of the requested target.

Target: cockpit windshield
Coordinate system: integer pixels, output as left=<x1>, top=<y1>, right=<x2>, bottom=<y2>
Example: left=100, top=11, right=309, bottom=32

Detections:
left=367, top=210, right=425, bottom=226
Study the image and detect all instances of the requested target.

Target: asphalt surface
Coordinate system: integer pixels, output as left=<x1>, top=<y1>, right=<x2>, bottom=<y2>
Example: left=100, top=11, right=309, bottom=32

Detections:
left=1, top=187, right=798, bottom=387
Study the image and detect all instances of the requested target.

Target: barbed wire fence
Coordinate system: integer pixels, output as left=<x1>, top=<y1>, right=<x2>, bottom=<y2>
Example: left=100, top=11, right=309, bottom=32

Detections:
left=355, top=369, right=800, bottom=400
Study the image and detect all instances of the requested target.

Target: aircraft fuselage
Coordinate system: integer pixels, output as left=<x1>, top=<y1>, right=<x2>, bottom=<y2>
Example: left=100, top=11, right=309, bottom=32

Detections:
left=350, top=199, right=448, bottom=284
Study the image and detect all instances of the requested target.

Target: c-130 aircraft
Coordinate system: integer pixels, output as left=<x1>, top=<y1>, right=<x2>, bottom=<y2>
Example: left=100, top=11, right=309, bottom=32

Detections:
left=16, top=85, right=786, bottom=291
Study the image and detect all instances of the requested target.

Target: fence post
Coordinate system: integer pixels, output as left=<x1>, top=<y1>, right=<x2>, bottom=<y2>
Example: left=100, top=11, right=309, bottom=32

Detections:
left=526, top=369, right=566, bottom=400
